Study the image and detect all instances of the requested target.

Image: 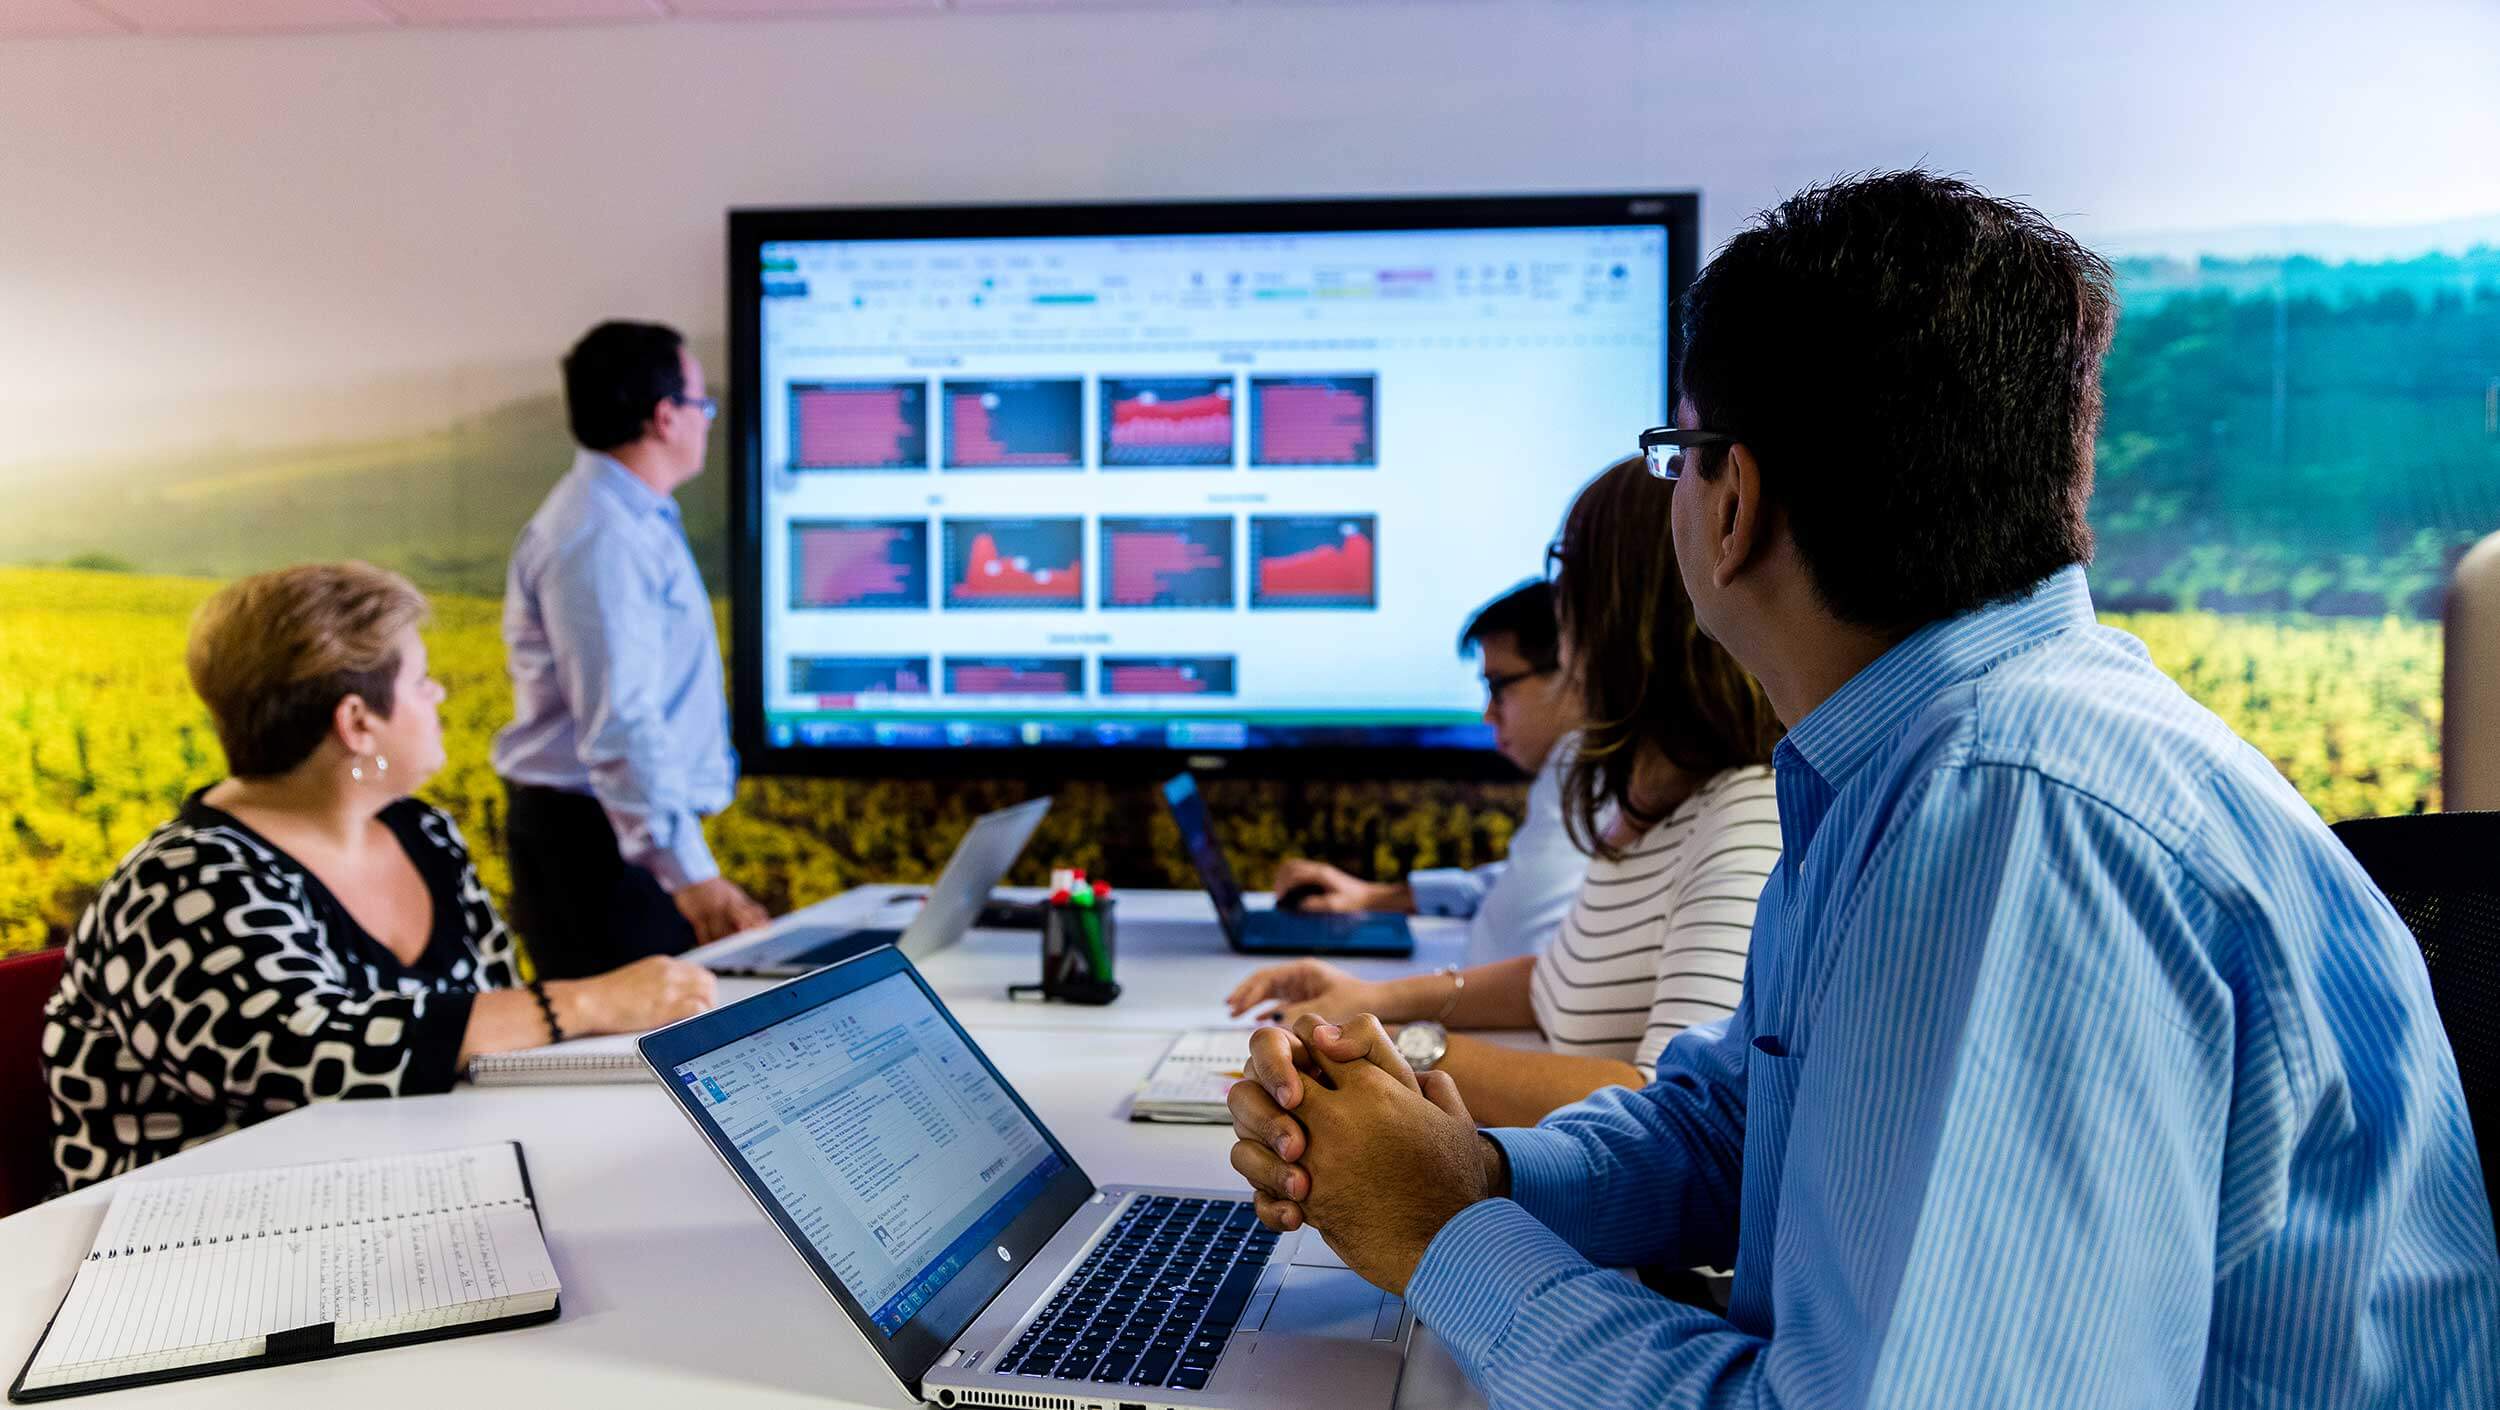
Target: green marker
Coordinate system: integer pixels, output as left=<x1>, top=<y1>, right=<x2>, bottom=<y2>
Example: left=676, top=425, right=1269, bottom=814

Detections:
left=1070, top=883, right=1111, bottom=980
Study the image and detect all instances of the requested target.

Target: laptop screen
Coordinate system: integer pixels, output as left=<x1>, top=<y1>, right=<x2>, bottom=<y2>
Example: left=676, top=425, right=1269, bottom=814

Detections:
left=1161, top=773, right=1245, bottom=929
left=651, top=952, right=1094, bottom=1382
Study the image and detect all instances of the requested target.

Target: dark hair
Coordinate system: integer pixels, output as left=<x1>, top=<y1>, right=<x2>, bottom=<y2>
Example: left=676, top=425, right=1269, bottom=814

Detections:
left=187, top=562, right=429, bottom=778
left=1550, top=456, right=1783, bottom=859
left=563, top=320, right=687, bottom=452
left=1679, top=170, right=2116, bottom=634
left=1457, top=580, right=1559, bottom=673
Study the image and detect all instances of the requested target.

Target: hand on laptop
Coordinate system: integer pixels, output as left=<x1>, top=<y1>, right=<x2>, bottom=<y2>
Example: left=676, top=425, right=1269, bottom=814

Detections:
left=1226, top=958, right=1385, bottom=1024
left=1271, top=860, right=1410, bottom=914
left=1226, top=1015, right=1497, bottom=1295
left=676, top=877, right=771, bottom=945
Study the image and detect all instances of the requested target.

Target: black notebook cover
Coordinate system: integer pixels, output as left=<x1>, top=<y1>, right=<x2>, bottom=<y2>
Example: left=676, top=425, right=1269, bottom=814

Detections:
left=8, top=1142, right=561, bottom=1404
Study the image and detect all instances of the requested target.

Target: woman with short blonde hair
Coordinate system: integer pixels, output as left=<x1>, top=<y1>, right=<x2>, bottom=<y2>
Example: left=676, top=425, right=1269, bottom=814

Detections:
left=43, top=562, right=716, bottom=1191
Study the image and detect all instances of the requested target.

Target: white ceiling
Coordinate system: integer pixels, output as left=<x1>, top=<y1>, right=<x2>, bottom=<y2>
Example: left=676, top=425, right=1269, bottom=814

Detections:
left=0, top=0, right=1285, bottom=36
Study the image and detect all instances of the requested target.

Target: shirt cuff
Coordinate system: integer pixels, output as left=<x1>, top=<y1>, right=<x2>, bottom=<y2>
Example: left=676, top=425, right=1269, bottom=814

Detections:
left=1408, top=868, right=1481, bottom=918
left=403, top=989, right=477, bottom=1095
left=644, top=821, right=720, bottom=893
left=1487, top=1125, right=1600, bottom=1248
left=1407, top=1198, right=1596, bottom=1371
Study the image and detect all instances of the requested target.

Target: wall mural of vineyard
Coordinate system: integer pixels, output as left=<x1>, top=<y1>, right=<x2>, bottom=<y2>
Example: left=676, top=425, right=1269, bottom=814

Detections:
left=4, top=248, right=2495, bottom=957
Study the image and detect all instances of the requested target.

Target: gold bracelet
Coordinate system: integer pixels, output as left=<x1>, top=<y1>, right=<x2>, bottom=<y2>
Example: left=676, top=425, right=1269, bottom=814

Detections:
left=1433, top=964, right=1465, bottom=1023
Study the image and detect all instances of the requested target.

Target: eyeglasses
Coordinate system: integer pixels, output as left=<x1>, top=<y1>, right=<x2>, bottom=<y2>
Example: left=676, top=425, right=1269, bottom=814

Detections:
left=1482, top=666, right=1547, bottom=708
left=1637, top=425, right=1735, bottom=482
left=674, top=395, right=719, bottom=421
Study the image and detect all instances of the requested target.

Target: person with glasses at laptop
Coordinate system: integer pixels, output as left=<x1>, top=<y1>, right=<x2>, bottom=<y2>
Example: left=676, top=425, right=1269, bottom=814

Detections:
left=1225, top=457, right=1784, bottom=1129
left=1264, top=580, right=1590, bottom=967
left=493, top=320, right=771, bottom=980
left=1226, top=172, right=2497, bottom=1409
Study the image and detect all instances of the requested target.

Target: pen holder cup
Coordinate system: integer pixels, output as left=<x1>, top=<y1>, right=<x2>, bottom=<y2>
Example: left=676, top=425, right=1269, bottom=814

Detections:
left=1041, top=899, right=1119, bottom=1005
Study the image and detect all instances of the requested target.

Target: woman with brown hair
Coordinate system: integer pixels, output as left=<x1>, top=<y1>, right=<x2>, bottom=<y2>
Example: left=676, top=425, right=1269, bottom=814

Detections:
left=1223, top=456, right=1784, bottom=1127
left=42, top=563, right=717, bottom=1191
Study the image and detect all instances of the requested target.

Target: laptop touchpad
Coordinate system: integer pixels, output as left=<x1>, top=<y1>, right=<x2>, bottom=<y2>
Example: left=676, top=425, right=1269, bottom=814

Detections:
left=1262, top=1267, right=1388, bottom=1341
left=1287, top=1231, right=1347, bottom=1268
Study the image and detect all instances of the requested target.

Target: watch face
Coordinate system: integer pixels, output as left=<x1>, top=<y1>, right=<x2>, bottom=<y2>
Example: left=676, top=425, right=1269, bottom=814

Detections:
left=1396, top=1022, right=1445, bottom=1069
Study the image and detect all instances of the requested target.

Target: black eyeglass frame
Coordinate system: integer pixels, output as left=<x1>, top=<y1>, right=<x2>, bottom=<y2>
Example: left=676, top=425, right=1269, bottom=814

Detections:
left=1480, top=665, right=1550, bottom=709
left=1637, top=425, right=1734, bottom=481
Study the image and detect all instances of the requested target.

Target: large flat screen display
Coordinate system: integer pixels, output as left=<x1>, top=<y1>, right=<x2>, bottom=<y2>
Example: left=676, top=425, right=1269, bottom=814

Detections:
left=729, top=194, right=1696, bottom=778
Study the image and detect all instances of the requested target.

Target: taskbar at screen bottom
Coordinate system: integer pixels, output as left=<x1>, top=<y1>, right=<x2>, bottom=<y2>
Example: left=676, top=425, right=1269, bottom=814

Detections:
left=764, top=712, right=1489, bottom=752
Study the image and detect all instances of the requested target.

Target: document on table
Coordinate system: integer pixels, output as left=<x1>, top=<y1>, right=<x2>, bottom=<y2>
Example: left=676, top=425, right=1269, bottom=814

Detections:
left=1131, top=1027, right=1263, bottom=1124
left=11, top=1143, right=560, bottom=1402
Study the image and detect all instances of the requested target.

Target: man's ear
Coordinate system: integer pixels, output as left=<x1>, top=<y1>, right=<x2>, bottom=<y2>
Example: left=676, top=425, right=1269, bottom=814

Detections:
left=1711, top=443, right=1774, bottom=590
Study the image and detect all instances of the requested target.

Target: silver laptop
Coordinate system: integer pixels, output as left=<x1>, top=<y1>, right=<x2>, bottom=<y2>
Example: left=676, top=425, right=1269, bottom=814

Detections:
left=708, top=796, right=1051, bottom=977
left=639, top=945, right=1411, bottom=1410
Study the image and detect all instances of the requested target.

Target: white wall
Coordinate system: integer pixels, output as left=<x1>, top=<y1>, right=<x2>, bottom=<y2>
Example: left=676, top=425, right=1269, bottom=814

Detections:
left=2, top=0, right=2497, bottom=461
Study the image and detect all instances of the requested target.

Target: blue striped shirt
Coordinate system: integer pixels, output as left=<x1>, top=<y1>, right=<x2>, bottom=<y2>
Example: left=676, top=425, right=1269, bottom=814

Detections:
left=492, top=449, right=736, bottom=890
left=1406, top=565, right=2498, bottom=1409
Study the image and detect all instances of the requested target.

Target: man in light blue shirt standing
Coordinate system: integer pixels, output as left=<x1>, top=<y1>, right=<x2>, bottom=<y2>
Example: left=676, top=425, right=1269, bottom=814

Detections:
left=1270, top=581, right=1587, bottom=968
left=494, top=321, right=769, bottom=980
left=1227, top=172, right=2498, bottom=1408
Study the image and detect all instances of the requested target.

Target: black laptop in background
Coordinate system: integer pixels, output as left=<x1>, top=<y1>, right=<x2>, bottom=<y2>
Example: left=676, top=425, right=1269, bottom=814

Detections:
left=1160, top=773, right=1413, bottom=958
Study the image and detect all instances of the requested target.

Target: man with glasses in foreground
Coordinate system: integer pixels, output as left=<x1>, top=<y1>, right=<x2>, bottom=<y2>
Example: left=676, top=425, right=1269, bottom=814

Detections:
left=1263, top=580, right=1587, bottom=966
left=494, top=320, right=770, bottom=979
left=1226, top=171, right=2497, bottom=1408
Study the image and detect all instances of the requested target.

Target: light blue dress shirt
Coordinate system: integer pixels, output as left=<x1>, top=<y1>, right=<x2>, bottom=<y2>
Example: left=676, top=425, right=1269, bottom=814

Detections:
left=491, top=449, right=737, bottom=891
left=1406, top=566, right=2498, bottom=1409
left=1409, top=739, right=1591, bottom=967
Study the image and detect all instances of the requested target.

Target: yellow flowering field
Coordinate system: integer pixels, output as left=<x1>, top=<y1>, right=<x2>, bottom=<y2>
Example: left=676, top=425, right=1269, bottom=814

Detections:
left=0, top=567, right=2442, bottom=957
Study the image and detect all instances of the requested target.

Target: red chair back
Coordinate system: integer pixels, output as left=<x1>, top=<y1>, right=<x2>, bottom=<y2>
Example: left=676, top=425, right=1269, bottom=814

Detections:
left=0, top=947, right=67, bottom=1217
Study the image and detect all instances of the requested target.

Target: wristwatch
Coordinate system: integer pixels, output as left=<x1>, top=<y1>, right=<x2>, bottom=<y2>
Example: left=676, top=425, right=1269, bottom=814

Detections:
left=1395, top=1020, right=1449, bottom=1073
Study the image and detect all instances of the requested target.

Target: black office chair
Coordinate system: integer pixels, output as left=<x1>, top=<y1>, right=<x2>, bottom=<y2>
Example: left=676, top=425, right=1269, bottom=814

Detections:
left=2329, top=812, right=2500, bottom=1235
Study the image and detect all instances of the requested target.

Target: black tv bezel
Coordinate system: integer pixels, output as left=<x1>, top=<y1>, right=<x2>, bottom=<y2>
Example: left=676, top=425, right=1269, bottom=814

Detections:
left=729, top=191, right=1700, bottom=782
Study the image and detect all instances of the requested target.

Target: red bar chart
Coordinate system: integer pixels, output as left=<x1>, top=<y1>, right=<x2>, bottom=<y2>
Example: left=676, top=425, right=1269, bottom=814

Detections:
left=1100, top=517, right=1234, bottom=609
left=1250, top=374, right=1377, bottom=467
left=1099, top=656, right=1238, bottom=697
left=788, top=656, right=932, bottom=707
left=788, top=519, right=930, bottom=610
left=789, top=381, right=927, bottom=470
left=944, top=657, right=1086, bottom=697
left=944, top=379, right=1084, bottom=469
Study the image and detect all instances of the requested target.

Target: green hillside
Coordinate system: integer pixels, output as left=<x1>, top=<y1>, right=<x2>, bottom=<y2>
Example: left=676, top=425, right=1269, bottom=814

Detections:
left=3, top=349, right=732, bottom=599
left=6, top=268, right=2497, bottom=615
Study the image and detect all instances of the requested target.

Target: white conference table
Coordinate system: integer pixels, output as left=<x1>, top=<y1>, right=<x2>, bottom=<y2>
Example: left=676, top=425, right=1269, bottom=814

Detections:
left=0, top=889, right=1490, bottom=1410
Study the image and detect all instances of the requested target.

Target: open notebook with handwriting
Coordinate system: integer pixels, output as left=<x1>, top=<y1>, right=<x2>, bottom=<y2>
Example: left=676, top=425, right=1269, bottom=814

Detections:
left=9, top=1143, right=559, bottom=1403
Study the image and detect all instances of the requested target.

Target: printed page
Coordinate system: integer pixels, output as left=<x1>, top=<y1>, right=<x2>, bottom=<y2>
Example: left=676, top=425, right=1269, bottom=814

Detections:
left=1134, top=1027, right=1259, bottom=1119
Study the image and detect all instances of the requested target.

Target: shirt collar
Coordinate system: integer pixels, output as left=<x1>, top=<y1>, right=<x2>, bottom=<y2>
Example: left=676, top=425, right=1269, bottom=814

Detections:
left=576, top=447, right=680, bottom=523
left=1775, top=565, right=2096, bottom=793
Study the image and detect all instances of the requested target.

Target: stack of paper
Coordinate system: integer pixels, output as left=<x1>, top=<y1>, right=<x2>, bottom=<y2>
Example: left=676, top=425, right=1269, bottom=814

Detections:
left=1131, top=1028, right=1262, bottom=1124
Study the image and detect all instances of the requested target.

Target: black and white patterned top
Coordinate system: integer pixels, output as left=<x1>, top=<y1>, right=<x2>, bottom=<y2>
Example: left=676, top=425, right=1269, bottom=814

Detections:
left=41, top=792, right=521, bottom=1192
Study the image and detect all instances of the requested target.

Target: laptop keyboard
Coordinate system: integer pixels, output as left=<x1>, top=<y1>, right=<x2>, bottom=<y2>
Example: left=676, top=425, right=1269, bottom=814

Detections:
left=997, top=1195, right=1281, bottom=1392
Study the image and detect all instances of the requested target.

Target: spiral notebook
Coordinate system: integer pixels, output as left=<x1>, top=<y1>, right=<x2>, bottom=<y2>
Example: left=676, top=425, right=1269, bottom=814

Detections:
left=465, top=1034, right=647, bottom=1086
left=9, top=1143, right=560, bottom=1403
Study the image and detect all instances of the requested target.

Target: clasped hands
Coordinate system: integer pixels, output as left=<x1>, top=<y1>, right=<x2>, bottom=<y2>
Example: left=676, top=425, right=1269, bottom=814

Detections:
left=1225, top=1013, right=1506, bottom=1296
